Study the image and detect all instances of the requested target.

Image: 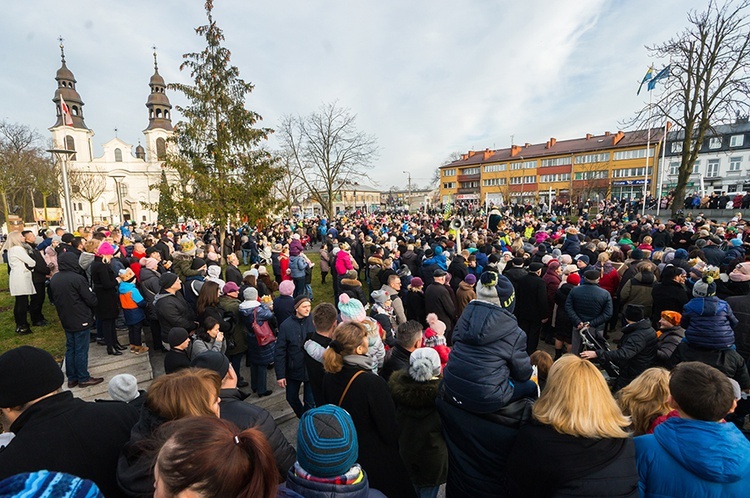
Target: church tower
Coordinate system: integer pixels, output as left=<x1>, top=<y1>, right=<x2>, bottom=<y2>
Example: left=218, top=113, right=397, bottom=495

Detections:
left=49, top=39, right=94, bottom=161
left=143, top=49, right=173, bottom=162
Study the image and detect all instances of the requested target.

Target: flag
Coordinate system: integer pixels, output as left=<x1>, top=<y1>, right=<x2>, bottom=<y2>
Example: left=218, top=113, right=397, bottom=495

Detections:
left=637, top=66, right=653, bottom=95
left=647, top=65, right=670, bottom=91
left=60, top=94, right=73, bottom=126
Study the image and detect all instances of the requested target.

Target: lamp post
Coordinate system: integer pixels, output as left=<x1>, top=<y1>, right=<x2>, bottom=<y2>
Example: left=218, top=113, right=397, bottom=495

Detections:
left=403, top=171, right=412, bottom=212
left=111, top=175, right=126, bottom=225
left=47, top=148, right=76, bottom=228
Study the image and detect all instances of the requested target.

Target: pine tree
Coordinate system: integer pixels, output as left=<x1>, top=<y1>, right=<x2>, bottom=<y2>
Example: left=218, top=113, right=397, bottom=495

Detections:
left=156, top=169, right=179, bottom=226
left=166, top=0, right=281, bottom=246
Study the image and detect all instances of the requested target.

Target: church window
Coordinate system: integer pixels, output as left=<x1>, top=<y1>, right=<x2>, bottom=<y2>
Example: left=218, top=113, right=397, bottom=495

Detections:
left=65, top=135, right=77, bottom=160
left=150, top=109, right=154, bottom=119
left=156, top=138, right=166, bottom=161
left=72, top=106, right=79, bottom=116
left=165, top=111, right=170, bottom=119
left=156, top=109, right=162, bottom=118
left=114, top=148, right=123, bottom=162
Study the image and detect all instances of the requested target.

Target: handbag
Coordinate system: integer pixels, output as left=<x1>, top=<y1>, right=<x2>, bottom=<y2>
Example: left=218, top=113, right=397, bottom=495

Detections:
left=252, top=308, right=276, bottom=347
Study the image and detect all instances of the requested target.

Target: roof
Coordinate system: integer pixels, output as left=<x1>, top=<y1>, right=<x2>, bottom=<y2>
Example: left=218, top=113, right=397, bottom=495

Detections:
left=442, top=128, right=664, bottom=169
left=667, top=120, right=750, bottom=140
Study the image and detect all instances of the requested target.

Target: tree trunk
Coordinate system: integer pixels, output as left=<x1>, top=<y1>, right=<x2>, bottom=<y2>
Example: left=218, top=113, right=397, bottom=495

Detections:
left=89, top=200, right=95, bottom=225
left=42, top=195, right=49, bottom=224
left=1, top=190, right=9, bottom=225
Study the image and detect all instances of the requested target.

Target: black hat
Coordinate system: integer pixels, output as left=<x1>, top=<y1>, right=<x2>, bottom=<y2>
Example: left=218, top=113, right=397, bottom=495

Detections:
left=0, top=346, right=64, bottom=408
left=191, top=351, right=230, bottom=379
left=168, top=327, right=189, bottom=348
left=624, top=304, right=645, bottom=322
left=488, top=253, right=501, bottom=265
left=433, top=268, right=447, bottom=277
left=583, top=269, right=600, bottom=282
left=190, top=258, right=206, bottom=270
left=294, top=295, right=312, bottom=309
left=512, top=257, right=525, bottom=267
left=61, top=233, right=75, bottom=244
left=159, top=272, right=179, bottom=289
left=528, top=262, right=544, bottom=273
left=424, top=248, right=434, bottom=258
left=145, top=246, right=160, bottom=256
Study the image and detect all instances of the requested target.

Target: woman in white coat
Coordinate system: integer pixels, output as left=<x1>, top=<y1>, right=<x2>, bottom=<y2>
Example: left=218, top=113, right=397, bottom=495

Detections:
left=5, top=231, right=36, bottom=334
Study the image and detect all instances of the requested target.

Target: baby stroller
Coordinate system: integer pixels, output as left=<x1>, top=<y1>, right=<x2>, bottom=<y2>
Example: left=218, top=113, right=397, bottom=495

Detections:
left=579, top=325, right=620, bottom=380
left=257, top=244, right=272, bottom=266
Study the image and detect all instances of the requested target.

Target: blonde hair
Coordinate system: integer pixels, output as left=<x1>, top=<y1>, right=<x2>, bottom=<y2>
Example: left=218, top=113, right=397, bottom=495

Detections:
left=323, top=322, right=367, bottom=374
left=533, top=355, right=630, bottom=438
left=597, top=252, right=610, bottom=264
left=616, top=368, right=671, bottom=436
left=84, top=238, right=102, bottom=254
left=146, top=369, right=221, bottom=420
left=2, top=231, right=24, bottom=251
left=643, top=235, right=653, bottom=245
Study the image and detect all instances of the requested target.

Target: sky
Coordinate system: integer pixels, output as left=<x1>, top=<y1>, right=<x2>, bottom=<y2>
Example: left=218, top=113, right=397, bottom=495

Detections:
left=2, top=0, right=709, bottom=190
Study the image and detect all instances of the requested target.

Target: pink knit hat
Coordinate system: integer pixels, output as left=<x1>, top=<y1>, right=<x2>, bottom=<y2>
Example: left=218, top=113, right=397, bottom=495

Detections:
left=97, top=243, right=115, bottom=256
left=139, top=257, right=158, bottom=271
left=730, top=262, right=750, bottom=282
left=279, top=280, right=295, bottom=296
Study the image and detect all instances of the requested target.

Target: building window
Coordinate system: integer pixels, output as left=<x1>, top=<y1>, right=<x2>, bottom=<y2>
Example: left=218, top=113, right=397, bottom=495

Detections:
left=483, top=164, right=506, bottom=173
left=118, top=183, right=129, bottom=196
left=573, top=170, right=608, bottom=180
left=460, top=181, right=479, bottom=188
left=693, top=161, right=700, bottom=173
left=730, top=135, right=745, bottom=147
left=511, top=160, right=536, bottom=170
left=483, top=178, right=507, bottom=186
left=707, top=159, right=720, bottom=177
left=575, top=153, right=610, bottom=164
left=523, top=175, right=536, bottom=184
left=442, top=182, right=456, bottom=189
left=669, top=162, right=680, bottom=175
left=156, top=138, right=167, bottom=161
left=540, top=157, right=572, bottom=167
left=613, top=148, right=655, bottom=160
left=114, top=148, right=123, bottom=162
left=708, top=137, right=722, bottom=149
left=64, top=135, right=77, bottom=161
left=509, top=177, right=522, bottom=185
left=443, top=169, right=456, bottom=177
left=612, top=167, right=653, bottom=178
left=730, top=156, right=742, bottom=172
left=461, top=167, right=480, bottom=175
left=670, top=142, right=683, bottom=154
left=540, top=173, right=571, bottom=182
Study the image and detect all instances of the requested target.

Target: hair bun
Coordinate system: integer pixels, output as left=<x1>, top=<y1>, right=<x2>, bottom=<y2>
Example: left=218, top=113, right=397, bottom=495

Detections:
left=329, top=340, right=343, bottom=353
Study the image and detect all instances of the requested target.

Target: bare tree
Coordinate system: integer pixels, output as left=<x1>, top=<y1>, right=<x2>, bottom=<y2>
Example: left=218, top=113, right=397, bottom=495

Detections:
left=29, top=157, right=60, bottom=224
left=570, top=160, right=611, bottom=204
left=68, top=167, right=107, bottom=224
left=631, top=0, right=750, bottom=216
left=0, top=121, right=46, bottom=223
left=279, top=102, right=378, bottom=218
left=273, top=151, right=306, bottom=216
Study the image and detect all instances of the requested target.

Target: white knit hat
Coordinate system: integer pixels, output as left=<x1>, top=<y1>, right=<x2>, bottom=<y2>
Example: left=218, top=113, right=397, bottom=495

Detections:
left=409, top=348, right=441, bottom=382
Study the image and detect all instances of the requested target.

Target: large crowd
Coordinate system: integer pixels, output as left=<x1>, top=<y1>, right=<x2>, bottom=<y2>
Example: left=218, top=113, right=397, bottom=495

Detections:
left=1, top=202, right=750, bottom=497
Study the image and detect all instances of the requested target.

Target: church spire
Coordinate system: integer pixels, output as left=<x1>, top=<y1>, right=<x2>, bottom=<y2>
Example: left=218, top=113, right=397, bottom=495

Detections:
left=52, top=37, right=88, bottom=129
left=145, top=47, right=173, bottom=131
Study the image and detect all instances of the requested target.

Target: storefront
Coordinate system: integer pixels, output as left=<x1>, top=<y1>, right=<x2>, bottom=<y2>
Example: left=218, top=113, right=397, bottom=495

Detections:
left=611, top=179, right=651, bottom=200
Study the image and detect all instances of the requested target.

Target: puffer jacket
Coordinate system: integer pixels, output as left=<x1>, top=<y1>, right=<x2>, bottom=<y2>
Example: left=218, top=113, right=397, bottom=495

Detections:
left=670, top=342, right=750, bottom=389
left=335, top=249, right=354, bottom=276
left=655, top=325, right=684, bottom=366
left=565, top=281, right=613, bottom=328
left=650, top=279, right=689, bottom=326
left=599, top=319, right=657, bottom=391
left=620, top=271, right=656, bottom=318
left=48, top=252, right=98, bottom=333
left=275, top=314, right=315, bottom=381
left=561, top=235, right=580, bottom=257
left=681, top=296, right=738, bottom=350
left=286, top=466, right=387, bottom=498
left=341, top=278, right=367, bottom=305
left=635, top=417, right=750, bottom=497
left=240, top=300, right=276, bottom=365
left=726, top=294, right=750, bottom=360
left=289, top=254, right=307, bottom=279
left=442, top=300, right=532, bottom=414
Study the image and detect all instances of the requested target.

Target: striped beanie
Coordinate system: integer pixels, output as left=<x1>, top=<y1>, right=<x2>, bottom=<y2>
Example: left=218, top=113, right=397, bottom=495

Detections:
left=0, top=471, right=104, bottom=498
left=297, top=405, right=359, bottom=477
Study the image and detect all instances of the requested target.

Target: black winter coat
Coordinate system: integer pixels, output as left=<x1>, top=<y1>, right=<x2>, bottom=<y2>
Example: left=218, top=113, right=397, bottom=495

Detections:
left=554, top=283, right=576, bottom=337
left=91, top=257, right=120, bottom=320
left=29, top=244, right=50, bottom=284
left=225, top=264, right=242, bottom=286
left=448, top=257, right=468, bottom=293
left=117, top=405, right=166, bottom=497
left=138, top=268, right=161, bottom=321
left=275, top=314, right=315, bottom=381
left=424, top=283, right=456, bottom=338
left=164, top=347, right=192, bottom=374
left=650, top=280, right=689, bottom=326
left=273, top=295, right=295, bottom=327
left=379, top=344, right=411, bottom=382
left=322, top=364, right=416, bottom=498
left=305, top=332, right=332, bottom=406
left=599, top=319, right=657, bottom=391
left=702, top=245, right=725, bottom=267
left=49, top=252, right=97, bottom=332
left=154, top=290, right=198, bottom=333
left=670, top=342, right=750, bottom=389
left=405, top=289, right=427, bottom=326
left=0, top=392, right=138, bottom=498
left=507, top=422, right=638, bottom=498
left=341, top=278, right=367, bottom=305
left=565, top=282, right=613, bottom=328
left=503, top=266, right=528, bottom=291
left=726, top=294, right=750, bottom=360
left=219, top=388, right=296, bottom=480
left=515, top=273, right=548, bottom=322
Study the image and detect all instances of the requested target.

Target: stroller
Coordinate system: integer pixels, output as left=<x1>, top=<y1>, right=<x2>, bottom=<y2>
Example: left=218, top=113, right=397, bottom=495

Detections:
left=257, top=243, right=272, bottom=266
left=579, top=325, right=620, bottom=380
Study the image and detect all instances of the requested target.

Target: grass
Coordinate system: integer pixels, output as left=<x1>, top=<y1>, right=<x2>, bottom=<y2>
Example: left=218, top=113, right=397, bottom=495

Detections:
left=0, top=249, right=336, bottom=359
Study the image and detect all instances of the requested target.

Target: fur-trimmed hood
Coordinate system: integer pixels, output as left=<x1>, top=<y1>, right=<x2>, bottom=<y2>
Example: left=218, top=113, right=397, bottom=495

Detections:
left=341, top=278, right=362, bottom=288
left=388, top=369, right=440, bottom=410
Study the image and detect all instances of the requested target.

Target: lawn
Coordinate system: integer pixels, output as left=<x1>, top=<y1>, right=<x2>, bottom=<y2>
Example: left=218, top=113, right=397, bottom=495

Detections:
left=0, top=249, right=336, bottom=359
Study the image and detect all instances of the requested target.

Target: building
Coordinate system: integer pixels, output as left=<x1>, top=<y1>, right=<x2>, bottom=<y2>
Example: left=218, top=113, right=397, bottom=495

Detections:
left=49, top=44, right=174, bottom=227
left=660, top=117, right=750, bottom=197
left=439, top=129, right=663, bottom=206
left=298, top=185, right=382, bottom=217
left=381, top=187, right=435, bottom=210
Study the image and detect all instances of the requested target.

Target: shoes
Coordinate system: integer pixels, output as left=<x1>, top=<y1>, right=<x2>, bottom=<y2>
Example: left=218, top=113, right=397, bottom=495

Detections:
left=90, top=335, right=98, bottom=343
left=78, top=377, right=104, bottom=388
left=114, top=343, right=128, bottom=351
left=258, top=390, right=273, bottom=397
left=133, top=345, right=149, bottom=354
left=107, top=347, right=123, bottom=356
left=96, top=339, right=107, bottom=346
left=15, top=326, right=32, bottom=335
left=237, top=380, right=249, bottom=388
left=67, top=380, right=78, bottom=388
left=33, top=320, right=49, bottom=327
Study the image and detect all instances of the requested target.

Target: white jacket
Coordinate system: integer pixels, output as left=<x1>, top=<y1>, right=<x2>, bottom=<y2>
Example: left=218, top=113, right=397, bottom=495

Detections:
left=8, top=245, right=35, bottom=296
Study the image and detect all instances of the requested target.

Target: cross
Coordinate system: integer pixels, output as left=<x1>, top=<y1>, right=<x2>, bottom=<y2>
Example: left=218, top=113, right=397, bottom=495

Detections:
left=114, top=127, right=119, bottom=137
left=58, top=35, right=65, bottom=63
left=152, top=45, right=158, bottom=70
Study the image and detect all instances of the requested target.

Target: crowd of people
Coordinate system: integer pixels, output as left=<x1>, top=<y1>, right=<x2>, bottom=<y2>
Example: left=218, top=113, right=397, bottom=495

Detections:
left=1, top=202, right=750, bottom=497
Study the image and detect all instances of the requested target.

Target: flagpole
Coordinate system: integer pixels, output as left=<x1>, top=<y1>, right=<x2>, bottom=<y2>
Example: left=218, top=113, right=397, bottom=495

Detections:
left=642, top=89, right=652, bottom=217
left=656, top=89, right=670, bottom=217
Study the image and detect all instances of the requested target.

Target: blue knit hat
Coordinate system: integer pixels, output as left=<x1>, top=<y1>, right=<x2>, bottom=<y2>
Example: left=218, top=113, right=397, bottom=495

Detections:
left=297, top=405, right=359, bottom=477
left=0, top=471, right=104, bottom=498
left=674, top=248, right=689, bottom=260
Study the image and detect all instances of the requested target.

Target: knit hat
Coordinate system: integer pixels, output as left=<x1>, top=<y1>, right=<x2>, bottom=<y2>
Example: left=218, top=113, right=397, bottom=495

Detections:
left=179, top=239, right=196, bottom=256
left=693, top=276, right=717, bottom=297
left=528, top=262, right=544, bottom=273
left=624, top=304, right=645, bottom=322
left=426, top=313, right=446, bottom=336
left=551, top=248, right=562, bottom=258
left=297, top=405, right=359, bottom=478
left=97, top=243, right=114, bottom=256
left=248, top=268, right=259, bottom=279
left=345, top=269, right=358, bottom=280
left=674, top=248, right=689, bottom=260
left=477, top=272, right=502, bottom=307
left=574, top=254, right=590, bottom=264
left=139, top=257, right=158, bottom=271
left=191, top=258, right=206, bottom=270
left=278, top=280, right=295, bottom=296
left=243, top=287, right=258, bottom=301
left=695, top=239, right=707, bottom=249
left=464, top=274, right=476, bottom=285
left=61, top=233, right=75, bottom=244
left=0, top=471, right=104, bottom=498
left=167, top=327, right=189, bottom=348
left=541, top=254, right=553, bottom=265
left=191, top=351, right=230, bottom=379
left=108, top=374, right=139, bottom=402
left=630, top=248, right=643, bottom=261
left=583, top=269, right=600, bottom=282
left=0, top=346, right=64, bottom=408
left=51, top=234, right=62, bottom=244
left=410, top=277, right=424, bottom=288
left=371, top=290, right=389, bottom=304
left=567, top=273, right=581, bottom=285
left=409, top=348, right=441, bottom=382
left=222, top=281, right=240, bottom=295
left=660, top=310, right=682, bottom=327
left=548, top=260, right=561, bottom=271
left=207, top=265, right=222, bottom=279
left=730, top=262, right=750, bottom=282
left=338, top=293, right=367, bottom=322
left=295, top=296, right=311, bottom=310
left=207, top=252, right=219, bottom=262
left=731, top=238, right=743, bottom=247
left=159, top=272, right=179, bottom=290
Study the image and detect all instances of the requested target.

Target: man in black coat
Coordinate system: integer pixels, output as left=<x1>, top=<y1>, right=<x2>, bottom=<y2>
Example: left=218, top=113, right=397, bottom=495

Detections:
left=22, top=231, right=51, bottom=326
left=566, top=270, right=613, bottom=354
left=502, top=257, right=528, bottom=291
left=191, top=351, right=296, bottom=480
left=153, top=272, right=198, bottom=335
left=380, top=320, right=423, bottom=382
left=0, top=346, right=138, bottom=498
left=49, top=252, right=102, bottom=388
left=224, top=253, right=242, bottom=286
left=702, top=237, right=726, bottom=267
left=448, top=255, right=469, bottom=293
left=727, top=294, right=750, bottom=361
left=515, top=262, right=548, bottom=353
left=425, top=269, right=457, bottom=341
left=275, top=297, right=316, bottom=418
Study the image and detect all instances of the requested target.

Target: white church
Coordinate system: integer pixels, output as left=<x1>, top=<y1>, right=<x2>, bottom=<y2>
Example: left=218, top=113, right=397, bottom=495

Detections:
left=50, top=44, right=175, bottom=227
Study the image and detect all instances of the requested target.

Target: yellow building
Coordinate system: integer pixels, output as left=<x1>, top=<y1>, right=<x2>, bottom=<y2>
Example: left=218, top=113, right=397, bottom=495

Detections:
left=439, top=129, right=663, bottom=206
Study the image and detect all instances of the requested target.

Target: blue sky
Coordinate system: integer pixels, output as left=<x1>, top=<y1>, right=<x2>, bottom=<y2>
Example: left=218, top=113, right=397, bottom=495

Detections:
left=2, top=0, right=708, bottom=189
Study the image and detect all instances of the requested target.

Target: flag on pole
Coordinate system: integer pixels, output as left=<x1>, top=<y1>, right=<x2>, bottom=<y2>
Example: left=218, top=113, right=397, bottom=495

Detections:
left=637, top=66, right=654, bottom=95
left=60, top=94, right=73, bottom=126
left=647, top=65, right=671, bottom=91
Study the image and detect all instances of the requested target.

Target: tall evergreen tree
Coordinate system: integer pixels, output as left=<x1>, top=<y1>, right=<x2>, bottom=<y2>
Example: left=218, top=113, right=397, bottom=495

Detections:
left=156, top=169, right=179, bottom=226
left=166, top=0, right=281, bottom=248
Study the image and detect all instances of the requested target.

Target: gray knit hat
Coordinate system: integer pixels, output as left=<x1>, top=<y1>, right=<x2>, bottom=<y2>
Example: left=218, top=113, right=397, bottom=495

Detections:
left=409, top=348, right=441, bottom=382
left=108, top=374, right=139, bottom=402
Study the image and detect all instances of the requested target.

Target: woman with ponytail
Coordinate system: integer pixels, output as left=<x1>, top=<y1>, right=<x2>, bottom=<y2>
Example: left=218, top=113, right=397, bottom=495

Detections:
left=322, top=322, right=416, bottom=497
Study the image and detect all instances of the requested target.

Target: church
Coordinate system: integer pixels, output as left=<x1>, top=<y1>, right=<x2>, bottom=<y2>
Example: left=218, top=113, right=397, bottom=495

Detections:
left=49, top=43, right=175, bottom=227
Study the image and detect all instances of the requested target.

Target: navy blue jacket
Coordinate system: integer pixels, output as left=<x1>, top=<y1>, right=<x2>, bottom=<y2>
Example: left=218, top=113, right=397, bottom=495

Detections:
left=561, top=235, right=580, bottom=257
left=275, top=314, right=315, bottom=381
left=565, top=281, right=613, bottom=328
left=702, top=245, right=726, bottom=267
left=681, top=296, right=738, bottom=350
left=442, top=300, right=532, bottom=414
left=273, top=295, right=296, bottom=327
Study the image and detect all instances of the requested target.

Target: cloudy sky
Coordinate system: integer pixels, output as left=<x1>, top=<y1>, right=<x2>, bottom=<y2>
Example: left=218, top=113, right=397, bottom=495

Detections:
left=3, top=0, right=707, bottom=189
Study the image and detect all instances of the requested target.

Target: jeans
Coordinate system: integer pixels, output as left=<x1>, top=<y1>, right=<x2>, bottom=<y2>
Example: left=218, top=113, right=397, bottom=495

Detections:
left=241, top=248, right=252, bottom=266
left=29, top=281, right=46, bottom=323
left=293, top=276, right=306, bottom=298
left=128, top=321, right=143, bottom=346
left=65, top=329, right=91, bottom=382
left=285, top=379, right=315, bottom=418
left=250, top=363, right=269, bottom=393
left=415, top=485, right=441, bottom=498
left=305, top=284, right=313, bottom=301
left=13, top=295, right=30, bottom=328
left=509, top=379, right=539, bottom=402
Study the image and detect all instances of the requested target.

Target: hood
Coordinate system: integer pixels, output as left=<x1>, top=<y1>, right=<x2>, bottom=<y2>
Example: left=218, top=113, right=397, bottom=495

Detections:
left=635, top=271, right=655, bottom=284
left=239, top=300, right=261, bottom=312
left=341, top=278, right=362, bottom=287
left=58, top=251, right=81, bottom=272
left=389, top=369, right=440, bottom=410
left=458, top=280, right=475, bottom=292
left=78, top=251, right=95, bottom=270
left=654, top=417, right=750, bottom=482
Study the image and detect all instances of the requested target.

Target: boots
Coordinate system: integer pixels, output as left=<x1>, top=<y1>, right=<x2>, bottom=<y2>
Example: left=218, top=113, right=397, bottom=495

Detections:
left=554, top=348, right=563, bottom=361
left=114, top=341, right=127, bottom=351
left=107, top=347, right=123, bottom=356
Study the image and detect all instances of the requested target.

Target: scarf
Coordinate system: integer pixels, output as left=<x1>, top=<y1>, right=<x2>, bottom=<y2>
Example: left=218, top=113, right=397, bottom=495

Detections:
left=343, top=354, right=376, bottom=372
left=293, top=462, right=364, bottom=486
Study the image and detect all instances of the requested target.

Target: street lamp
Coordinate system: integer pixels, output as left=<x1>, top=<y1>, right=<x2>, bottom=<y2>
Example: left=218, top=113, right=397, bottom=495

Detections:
left=403, top=171, right=412, bottom=212
left=111, top=175, right=126, bottom=225
left=47, top=147, right=76, bottom=228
